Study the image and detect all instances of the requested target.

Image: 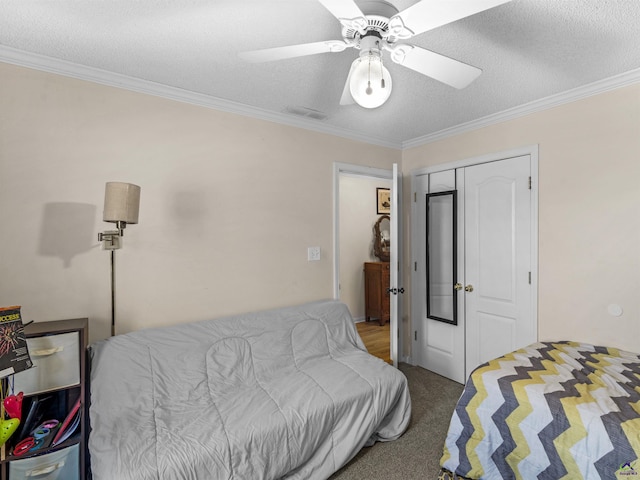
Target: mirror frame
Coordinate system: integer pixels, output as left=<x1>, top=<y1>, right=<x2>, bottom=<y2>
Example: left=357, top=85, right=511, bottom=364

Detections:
left=373, top=215, right=390, bottom=262
left=425, top=190, right=458, bottom=325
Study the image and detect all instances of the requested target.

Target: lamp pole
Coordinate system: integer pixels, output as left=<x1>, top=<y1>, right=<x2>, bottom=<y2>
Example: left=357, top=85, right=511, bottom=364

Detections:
left=110, top=249, right=116, bottom=337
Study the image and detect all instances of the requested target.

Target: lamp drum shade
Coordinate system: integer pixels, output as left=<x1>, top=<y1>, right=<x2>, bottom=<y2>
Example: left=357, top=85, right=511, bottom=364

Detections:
left=103, top=182, right=140, bottom=224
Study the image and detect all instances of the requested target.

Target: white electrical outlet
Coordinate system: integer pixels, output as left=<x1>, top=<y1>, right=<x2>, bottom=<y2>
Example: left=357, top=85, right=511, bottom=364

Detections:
left=307, top=246, right=321, bottom=261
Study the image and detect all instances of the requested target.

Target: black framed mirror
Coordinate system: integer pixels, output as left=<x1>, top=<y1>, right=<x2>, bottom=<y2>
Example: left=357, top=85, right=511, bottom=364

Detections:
left=426, top=190, right=458, bottom=325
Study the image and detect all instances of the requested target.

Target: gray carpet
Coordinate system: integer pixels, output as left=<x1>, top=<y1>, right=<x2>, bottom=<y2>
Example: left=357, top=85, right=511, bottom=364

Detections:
left=329, top=363, right=464, bottom=480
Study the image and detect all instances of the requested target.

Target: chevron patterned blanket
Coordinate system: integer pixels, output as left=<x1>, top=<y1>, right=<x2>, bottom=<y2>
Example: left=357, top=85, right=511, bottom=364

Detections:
left=440, top=341, right=640, bottom=480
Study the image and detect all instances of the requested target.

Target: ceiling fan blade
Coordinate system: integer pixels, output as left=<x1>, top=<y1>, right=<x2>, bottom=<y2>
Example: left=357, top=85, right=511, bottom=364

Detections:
left=388, top=0, right=512, bottom=39
left=339, top=61, right=357, bottom=105
left=239, top=40, right=349, bottom=63
left=388, top=44, right=481, bottom=89
left=317, top=0, right=367, bottom=33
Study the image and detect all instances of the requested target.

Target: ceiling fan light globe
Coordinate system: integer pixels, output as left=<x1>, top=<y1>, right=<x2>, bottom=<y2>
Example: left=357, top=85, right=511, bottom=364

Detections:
left=349, top=55, right=392, bottom=109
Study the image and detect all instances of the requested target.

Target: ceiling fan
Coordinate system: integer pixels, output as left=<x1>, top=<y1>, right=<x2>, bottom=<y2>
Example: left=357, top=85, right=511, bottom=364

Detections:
left=239, top=0, right=511, bottom=109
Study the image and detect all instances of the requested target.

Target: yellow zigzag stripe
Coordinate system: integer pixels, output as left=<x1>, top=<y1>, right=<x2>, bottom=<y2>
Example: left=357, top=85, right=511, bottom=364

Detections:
left=596, top=354, right=640, bottom=466
left=505, top=356, right=562, bottom=479
left=464, top=351, right=520, bottom=478
left=622, top=412, right=640, bottom=463
left=585, top=350, right=617, bottom=388
left=464, top=363, right=496, bottom=478
left=554, top=384, right=593, bottom=479
left=441, top=443, right=451, bottom=466
left=552, top=345, right=622, bottom=480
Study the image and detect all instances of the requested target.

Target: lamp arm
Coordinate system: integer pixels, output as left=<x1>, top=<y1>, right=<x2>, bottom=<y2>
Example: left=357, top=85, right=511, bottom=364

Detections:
left=98, top=230, right=121, bottom=250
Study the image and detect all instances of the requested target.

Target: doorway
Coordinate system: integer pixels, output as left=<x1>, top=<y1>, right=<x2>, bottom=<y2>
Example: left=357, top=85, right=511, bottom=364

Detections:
left=411, top=147, right=538, bottom=383
left=333, top=163, right=398, bottom=364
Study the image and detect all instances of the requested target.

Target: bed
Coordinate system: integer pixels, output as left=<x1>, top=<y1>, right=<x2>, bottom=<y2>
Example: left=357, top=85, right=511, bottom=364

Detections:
left=440, top=341, right=640, bottom=480
left=88, top=300, right=411, bottom=480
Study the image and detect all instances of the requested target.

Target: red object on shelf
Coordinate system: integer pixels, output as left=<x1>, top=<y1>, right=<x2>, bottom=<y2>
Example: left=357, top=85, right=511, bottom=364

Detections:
left=51, top=397, right=81, bottom=446
left=3, top=392, right=23, bottom=420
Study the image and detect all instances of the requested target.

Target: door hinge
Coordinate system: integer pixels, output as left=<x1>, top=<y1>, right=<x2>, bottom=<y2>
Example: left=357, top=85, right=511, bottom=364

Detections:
left=414, top=331, right=417, bottom=341
left=528, top=271, right=531, bottom=284
left=528, top=176, right=532, bottom=190
left=414, top=261, right=417, bottom=272
left=414, top=192, right=417, bottom=202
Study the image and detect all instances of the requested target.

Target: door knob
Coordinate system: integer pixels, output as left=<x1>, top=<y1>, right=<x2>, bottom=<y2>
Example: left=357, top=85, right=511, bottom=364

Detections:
left=454, top=283, right=463, bottom=291
left=464, top=284, right=474, bottom=292
left=386, top=287, right=405, bottom=295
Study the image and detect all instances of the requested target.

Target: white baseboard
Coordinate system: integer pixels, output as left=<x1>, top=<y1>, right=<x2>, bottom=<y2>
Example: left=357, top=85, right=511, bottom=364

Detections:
left=401, top=355, right=412, bottom=364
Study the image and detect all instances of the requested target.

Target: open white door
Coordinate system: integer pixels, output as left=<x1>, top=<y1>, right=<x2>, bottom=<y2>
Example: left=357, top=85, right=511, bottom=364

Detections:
left=389, top=163, right=402, bottom=367
left=333, top=161, right=401, bottom=368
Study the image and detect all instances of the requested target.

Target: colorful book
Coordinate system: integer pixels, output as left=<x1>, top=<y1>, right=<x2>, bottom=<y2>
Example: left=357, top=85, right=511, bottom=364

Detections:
left=52, top=397, right=81, bottom=446
left=0, top=306, right=33, bottom=378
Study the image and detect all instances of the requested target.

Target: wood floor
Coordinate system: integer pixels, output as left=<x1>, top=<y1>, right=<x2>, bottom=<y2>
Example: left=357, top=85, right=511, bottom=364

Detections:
left=356, top=320, right=391, bottom=364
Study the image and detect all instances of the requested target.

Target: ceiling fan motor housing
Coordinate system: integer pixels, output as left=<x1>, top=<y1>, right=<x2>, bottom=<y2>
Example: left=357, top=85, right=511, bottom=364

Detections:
left=358, top=31, right=383, bottom=56
left=342, top=0, right=400, bottom=48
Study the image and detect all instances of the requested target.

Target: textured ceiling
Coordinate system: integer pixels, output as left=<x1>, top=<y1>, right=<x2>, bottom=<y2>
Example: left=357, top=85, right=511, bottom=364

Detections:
left=1, top=0, right=640, bottom=148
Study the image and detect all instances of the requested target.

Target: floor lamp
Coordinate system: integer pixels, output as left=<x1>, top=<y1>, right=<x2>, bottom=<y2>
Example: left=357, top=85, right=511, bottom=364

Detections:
left=98, top=182, right=141, bottom=336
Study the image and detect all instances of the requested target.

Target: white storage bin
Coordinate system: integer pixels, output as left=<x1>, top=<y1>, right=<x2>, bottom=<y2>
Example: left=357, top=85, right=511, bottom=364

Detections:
left=8, top=444, right=79, bottom=480
left=13, top=332, right=80, bottom=395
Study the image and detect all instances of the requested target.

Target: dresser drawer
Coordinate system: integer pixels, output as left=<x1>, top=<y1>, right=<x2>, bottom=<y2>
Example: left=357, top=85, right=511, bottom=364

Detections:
left=14, top=332, right=80, bottom=395
left=8, top=444, right=79, bottom=480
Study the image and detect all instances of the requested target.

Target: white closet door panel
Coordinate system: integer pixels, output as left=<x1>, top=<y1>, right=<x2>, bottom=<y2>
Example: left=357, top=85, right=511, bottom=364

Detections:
left=476, top=175, right=516, bottom=304
left=415, top=170, right=466, bottom=384
left=465, top=155, right=532, bottom=374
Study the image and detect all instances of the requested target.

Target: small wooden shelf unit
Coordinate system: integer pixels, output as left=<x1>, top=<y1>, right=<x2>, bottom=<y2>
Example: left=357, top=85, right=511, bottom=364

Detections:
left=0, top=318, right=88, bottom=480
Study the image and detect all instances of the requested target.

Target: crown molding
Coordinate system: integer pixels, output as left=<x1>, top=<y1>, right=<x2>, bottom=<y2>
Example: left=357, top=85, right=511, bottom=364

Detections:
left=402, top=67, right=640, bottom=149
left=0, top=46, right=402, bottom=150
left=3, top=46, right=639, bottom=152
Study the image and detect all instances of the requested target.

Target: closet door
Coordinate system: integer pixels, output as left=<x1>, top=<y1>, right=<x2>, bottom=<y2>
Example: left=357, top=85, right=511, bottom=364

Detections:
left=413, top=153, right=536, bottom=384
left=415, top=170, right=466, bottom=384
left=464, top=155, right=534, bottom=374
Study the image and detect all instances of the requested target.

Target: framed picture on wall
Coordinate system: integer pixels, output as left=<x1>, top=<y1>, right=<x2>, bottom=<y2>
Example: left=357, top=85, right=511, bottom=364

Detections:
left=376, top=188, right=391, bottom=214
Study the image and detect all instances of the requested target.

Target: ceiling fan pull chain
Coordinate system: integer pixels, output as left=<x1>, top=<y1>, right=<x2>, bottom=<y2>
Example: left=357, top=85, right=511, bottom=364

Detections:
left=366, top=54, right=373, bottom=95
left=379, top=47, right=386, bottom=89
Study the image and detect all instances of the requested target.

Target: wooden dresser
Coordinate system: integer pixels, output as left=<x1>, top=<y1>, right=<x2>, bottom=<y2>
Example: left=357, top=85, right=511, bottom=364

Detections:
left=364, top=262, right=390, bottom=326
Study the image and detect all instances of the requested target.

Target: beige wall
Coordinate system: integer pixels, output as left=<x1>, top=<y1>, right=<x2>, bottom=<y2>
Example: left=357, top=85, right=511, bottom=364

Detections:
left=402, top=84, right=640, bottom=354
left=0, top=62, right=400, bottom=342
left=2, top=61, right=639, bottom=354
